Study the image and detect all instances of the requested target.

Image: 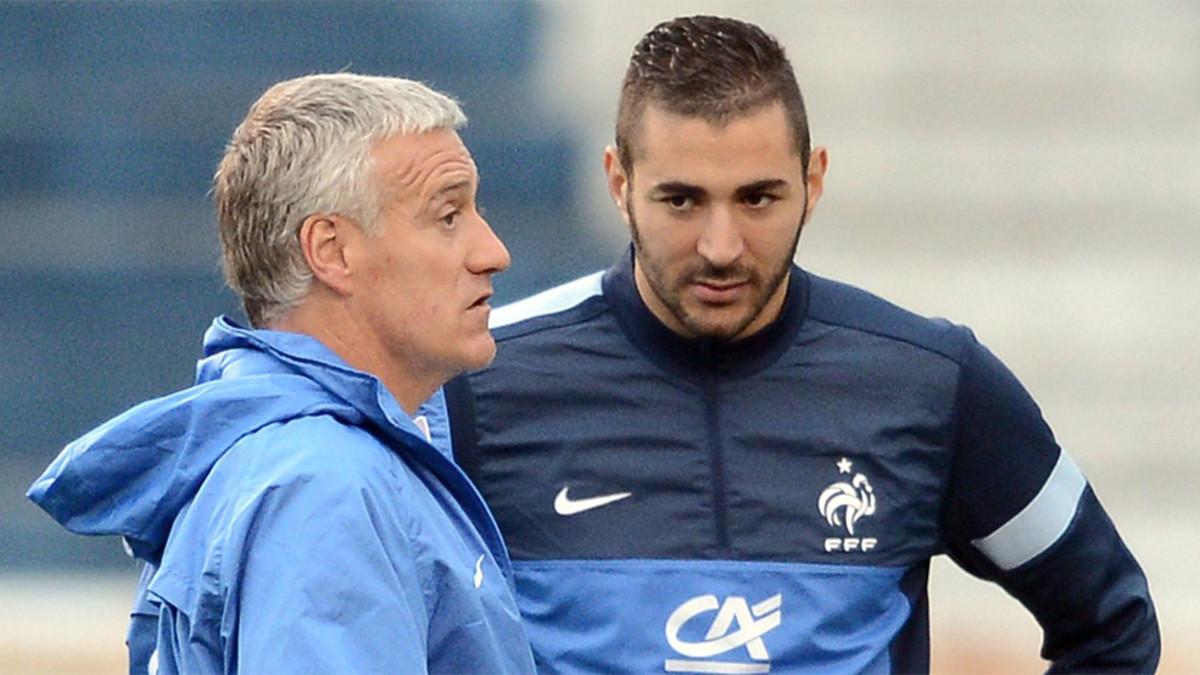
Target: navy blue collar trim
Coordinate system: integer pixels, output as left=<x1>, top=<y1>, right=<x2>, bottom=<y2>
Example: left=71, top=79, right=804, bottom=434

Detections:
left=602, top=247, right=809, bottom=381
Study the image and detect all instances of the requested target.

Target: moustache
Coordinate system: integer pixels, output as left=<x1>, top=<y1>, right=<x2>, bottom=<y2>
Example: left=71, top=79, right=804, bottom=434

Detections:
left=687, top=263, right=755, bottom=285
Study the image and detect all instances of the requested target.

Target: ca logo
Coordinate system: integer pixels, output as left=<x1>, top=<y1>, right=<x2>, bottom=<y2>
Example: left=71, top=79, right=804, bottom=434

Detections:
left=663, top=594, right=782, bottom=674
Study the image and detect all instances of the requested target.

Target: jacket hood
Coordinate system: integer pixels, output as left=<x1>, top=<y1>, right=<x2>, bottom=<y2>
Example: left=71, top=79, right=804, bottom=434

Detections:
left=27, top=316, right=432, bottom=563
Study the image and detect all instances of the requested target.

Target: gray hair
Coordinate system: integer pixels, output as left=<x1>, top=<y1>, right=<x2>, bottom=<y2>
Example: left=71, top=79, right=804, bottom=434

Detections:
left=214, top=73, right=467, bottom=327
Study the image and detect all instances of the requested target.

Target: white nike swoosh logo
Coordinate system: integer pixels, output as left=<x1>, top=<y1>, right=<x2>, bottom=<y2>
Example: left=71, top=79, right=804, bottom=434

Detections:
left=554, top=486, right=632, bottom=516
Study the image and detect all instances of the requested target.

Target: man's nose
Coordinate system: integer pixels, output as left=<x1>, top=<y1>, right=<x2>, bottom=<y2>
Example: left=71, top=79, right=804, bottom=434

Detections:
left=468, top=214, right=511, bottom=274
left=696, top=206, right=744, bottom=268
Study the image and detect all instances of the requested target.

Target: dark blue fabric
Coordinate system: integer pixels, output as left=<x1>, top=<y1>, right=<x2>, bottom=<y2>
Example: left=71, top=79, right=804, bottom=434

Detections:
left=455, top=251, right=1159, bottom=672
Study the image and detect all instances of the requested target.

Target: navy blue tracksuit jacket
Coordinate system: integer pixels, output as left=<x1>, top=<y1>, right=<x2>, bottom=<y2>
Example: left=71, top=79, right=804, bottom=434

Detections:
left=448, top=250, right=1159, bottom=673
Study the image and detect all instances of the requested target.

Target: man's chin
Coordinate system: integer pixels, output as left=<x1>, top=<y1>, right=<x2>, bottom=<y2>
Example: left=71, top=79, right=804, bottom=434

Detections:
left=674, top=301, right=758, bottom=341
left=680, top=316, right=752, bottom=342
left=462, top=339, right=499, bottom=371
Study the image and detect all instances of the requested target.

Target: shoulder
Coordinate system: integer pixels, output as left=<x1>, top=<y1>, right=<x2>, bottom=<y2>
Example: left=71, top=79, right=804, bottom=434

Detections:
left=214, top=414, right=409, bottom=496
left=488, top=271, right=607, bottom=341
left=803, top=271, right=974, bottom=364
left=156, top=414, right=420, bottom=585
left=148, top=415, right=426, bottom=652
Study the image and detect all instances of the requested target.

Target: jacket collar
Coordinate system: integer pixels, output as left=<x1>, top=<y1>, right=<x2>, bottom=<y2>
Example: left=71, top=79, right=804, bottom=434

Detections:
left=200, top=316, right=429, bottom=442
left=603, top=247, right=809, bottom=381
left=199, top=317, right=514, bottom=570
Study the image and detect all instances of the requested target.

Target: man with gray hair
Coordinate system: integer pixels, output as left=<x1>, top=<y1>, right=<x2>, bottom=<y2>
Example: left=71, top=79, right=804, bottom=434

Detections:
left=29, top=73, right=535, bottom=673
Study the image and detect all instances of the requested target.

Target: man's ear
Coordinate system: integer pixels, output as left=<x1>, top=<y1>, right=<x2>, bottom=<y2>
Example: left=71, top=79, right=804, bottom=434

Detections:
left=603, top=146, right=631, bottom=226
left=298, top=213, right=356, bottom=296
left=803, top=146, right=829, bottom=222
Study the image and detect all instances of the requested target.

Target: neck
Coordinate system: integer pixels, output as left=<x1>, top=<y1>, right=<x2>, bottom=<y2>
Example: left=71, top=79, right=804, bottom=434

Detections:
left=270, top=299, right=435, bottom=416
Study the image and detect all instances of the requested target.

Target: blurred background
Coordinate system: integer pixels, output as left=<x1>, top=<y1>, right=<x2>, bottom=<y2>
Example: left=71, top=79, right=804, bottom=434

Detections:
left=2, top=1, right=1195, bottom=672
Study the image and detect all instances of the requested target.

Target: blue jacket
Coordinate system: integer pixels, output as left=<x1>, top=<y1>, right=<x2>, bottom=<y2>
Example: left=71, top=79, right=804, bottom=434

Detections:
left=28, top=317, right=535, bottom=674
left=447, top=250, right=1159, bottom=673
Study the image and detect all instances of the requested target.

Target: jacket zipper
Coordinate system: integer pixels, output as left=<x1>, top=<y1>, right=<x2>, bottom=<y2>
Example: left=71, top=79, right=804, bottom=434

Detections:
left=703, top=368, right=730, bottom=554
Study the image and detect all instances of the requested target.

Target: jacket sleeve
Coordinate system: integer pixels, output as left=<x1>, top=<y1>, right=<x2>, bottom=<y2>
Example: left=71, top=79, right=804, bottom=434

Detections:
left=941, top=336, right=1160, bottom=672
left=231, top=465, right=431, bottom=673
left=126, top=563, right=158, bottom=675
left=148, top=431, right=433, bottom=674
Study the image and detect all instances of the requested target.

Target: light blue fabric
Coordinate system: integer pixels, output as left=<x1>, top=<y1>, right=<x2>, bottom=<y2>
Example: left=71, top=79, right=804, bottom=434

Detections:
left=29, top=316, right=534, bottom=674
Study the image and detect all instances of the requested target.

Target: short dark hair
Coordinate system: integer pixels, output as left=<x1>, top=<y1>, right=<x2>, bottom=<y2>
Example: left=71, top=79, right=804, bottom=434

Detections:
left=616, top=15, right=811, bottom=174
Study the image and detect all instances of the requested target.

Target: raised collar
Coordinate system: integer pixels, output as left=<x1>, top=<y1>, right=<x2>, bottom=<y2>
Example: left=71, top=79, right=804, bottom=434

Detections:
left=197, top=317, right=512, bottom=568
left=603, top=247, right=809, bottom=382
left=199, top=316, right=425, bottom=442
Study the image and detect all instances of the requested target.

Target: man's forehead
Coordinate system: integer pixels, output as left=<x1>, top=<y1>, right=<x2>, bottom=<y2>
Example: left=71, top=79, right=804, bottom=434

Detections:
left=372, top=128, right=476, bottom=191
left=633, top=102, right=798, bottom=159
left=629, top=102, right=803, bottom=189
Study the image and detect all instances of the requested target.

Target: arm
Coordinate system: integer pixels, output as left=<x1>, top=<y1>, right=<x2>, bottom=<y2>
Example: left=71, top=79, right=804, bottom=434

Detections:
left=230, top=468, right=431, bottom=673
left=147, top=426, right=434, bottom=675
left=942, top=337, right=1159, bottom=672
left=126, top=562, right=158, bottom=675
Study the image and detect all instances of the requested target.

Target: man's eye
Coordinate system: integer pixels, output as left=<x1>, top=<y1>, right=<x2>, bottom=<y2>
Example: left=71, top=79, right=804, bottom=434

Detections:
left=439, top=211, right=459, bottom=229
left=663, top=195, right=693, bottom=210
left=745, top=193, right=777, bottom=209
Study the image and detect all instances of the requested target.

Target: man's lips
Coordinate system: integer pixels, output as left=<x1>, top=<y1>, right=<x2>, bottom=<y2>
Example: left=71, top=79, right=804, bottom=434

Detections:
left=691, top=279, right=749, bottom=304
left=468, top=292, right=493, bottom=310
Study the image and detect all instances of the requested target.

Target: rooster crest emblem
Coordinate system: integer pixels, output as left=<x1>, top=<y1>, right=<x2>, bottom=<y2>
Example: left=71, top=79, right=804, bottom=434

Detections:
left=817, top=458, right=876, bottom=535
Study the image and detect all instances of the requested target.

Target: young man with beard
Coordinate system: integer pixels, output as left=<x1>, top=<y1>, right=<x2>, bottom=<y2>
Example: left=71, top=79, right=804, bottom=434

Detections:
left=446, top=15, right=1159, bottom=673
left=29, top=73, right=534, bottom=674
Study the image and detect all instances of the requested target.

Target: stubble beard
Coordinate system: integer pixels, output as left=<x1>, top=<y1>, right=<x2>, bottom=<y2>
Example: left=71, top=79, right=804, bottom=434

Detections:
left=627, top=198, right=806, bottom=342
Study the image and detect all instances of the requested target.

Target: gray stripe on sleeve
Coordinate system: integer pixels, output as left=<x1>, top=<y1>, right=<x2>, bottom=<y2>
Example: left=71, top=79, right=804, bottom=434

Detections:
left=971, top=451, right=1087, bottom=571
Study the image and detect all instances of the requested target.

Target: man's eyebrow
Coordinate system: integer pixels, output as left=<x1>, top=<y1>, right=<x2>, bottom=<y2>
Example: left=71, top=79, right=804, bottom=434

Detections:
left=734, top=179, right=790, bottom=197
left=436, top=179, right=472, bottom=196
left=425, top=179, right=472, bottom=207
left=648, top=181, right=706, bottom=197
